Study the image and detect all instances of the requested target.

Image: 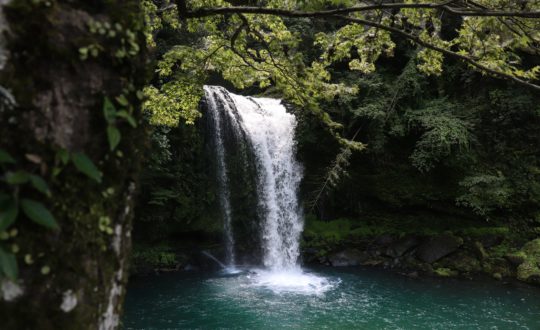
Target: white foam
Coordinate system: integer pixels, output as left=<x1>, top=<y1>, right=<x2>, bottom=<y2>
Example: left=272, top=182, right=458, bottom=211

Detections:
left=248, top=269, right=338, bottom=295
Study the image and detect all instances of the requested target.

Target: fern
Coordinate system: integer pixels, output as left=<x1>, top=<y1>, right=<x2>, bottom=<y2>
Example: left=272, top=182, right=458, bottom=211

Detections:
left=405, top=99, right=472, bottom=172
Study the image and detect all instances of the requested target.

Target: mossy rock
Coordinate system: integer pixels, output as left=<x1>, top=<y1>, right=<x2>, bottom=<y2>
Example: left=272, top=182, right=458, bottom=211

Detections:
left=515, top=238, right=540, bottom=285
left=505, top=251, right=526, bottom=266
left=484, top=257, right=514, bottom=278
left=443, top=252, right=481, bottom=273
left=434, top=267, right=459, bottom=277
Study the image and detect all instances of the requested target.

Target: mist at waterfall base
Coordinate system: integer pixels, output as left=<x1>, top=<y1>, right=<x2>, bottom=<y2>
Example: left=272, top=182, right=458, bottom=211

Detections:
left=204, top=85, right=321, bottom=292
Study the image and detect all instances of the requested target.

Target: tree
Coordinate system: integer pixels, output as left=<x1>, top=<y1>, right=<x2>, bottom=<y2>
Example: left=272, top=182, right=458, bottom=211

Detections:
left=144, top=0, right=540, bottom=147
left=0, top=1, right=146, bottom=329
left=0, top=0, right=539, bottom=328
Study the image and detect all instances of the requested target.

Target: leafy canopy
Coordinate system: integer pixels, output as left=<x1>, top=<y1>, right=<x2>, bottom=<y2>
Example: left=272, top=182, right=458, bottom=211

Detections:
left=142, top=0, right=540, bottom=145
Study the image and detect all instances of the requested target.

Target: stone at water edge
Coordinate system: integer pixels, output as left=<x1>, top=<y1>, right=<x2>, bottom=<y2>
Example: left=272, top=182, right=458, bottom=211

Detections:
left=472, top=241, right=488, bottom=260
left=385, top=235, right=421, bottom=258
left=416, top=234, right=464, bottom=263
left=441, top=251, right=481, bottom=274
left=434, top=267, right=459, bottom=277
left=516, top=238, right=540, bottom=285
left=329, top=249, right=370, bottom=267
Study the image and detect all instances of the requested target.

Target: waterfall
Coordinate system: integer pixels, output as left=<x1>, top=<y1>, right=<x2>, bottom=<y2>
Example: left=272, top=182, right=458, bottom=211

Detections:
left=204, top=85, right=304, bottom=271
left=204, top=86, right=237, bottom=267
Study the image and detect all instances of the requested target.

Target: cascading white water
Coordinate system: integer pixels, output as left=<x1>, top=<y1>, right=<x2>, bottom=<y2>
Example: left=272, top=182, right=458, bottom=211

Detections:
left=204, top=85, right=303, bottom=271
left=205, top=86, right=333, bottom=293
left=228, top=94, right=304, bottom=271
left=204, top=86, right=237, bottom=267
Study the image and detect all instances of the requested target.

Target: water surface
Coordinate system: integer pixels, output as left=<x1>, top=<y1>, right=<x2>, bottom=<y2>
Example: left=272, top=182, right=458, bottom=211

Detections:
left=124, top=267, right=540, bottom=329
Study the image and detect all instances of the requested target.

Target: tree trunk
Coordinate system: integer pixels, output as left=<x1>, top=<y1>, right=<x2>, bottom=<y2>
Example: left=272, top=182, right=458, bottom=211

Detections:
left=0, top=1, right=146, bottom=329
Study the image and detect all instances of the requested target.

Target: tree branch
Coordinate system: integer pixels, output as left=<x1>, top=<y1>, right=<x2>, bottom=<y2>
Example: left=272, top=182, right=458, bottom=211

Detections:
left=185, top=1, right=540, bottom=19
left=334, top=15, right=540, bottom=92
left=178, top=1, right=540, bottom=91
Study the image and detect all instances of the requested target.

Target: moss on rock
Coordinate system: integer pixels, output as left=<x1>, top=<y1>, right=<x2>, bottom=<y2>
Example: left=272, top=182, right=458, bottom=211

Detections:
left=516, top=238, right=540, bottom=285
left=434, top=267, right=459, bottom=277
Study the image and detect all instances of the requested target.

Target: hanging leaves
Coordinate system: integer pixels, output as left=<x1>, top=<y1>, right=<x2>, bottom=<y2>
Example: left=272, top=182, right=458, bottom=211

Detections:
left=5, top=171, right=30, bottom=185
left=0, top=247, right=18, bottom=280
left=29, top=175, right=51, bottom=197
left=20, top=199, right=59, bottom=230
left=0, top=149, right=15, bottom=164
left=0, top=196, right=18, bottom=231
left=107, top=126, right=121, bottom=151
left=71, top=152, right=103, bottom=183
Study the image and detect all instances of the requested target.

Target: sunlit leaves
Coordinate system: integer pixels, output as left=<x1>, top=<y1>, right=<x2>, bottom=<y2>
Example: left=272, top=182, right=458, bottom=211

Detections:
left=417, top=48, right=443, bottom=76
left=143, top=0, right=540, bottom=133
left=143, top=79, right=203, bottom=126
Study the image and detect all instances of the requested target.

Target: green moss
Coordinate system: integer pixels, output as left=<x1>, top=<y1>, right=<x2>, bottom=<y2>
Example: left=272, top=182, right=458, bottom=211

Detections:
left=132, top=245, right=178, bottom=268
left=516, top=238, right=540, bottom=284
left=434, top=267, right=459, bottom=277
left=460, top=227, right=510, bottom=237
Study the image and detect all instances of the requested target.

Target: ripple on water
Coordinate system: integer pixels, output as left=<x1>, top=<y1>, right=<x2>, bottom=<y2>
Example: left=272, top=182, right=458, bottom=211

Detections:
left=124, top=267, right=540, bottom=329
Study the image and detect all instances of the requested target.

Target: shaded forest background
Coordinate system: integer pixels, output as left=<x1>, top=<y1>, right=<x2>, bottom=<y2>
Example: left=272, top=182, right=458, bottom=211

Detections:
left=134, top=16, right=540, bottom=265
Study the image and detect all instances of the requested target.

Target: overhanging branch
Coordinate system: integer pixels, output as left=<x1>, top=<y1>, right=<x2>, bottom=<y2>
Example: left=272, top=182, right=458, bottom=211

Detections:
left=335, top=15, right=540, bottom=92
left=176, top=1, right=540, bottom=91
left=184, top=1, right=540, bottom=19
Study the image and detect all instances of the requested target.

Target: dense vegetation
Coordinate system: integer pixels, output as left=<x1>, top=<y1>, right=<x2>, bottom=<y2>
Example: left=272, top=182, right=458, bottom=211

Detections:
left=0, top=0, right=540, bottom=328
left=133, top=1, right=540, bottom=285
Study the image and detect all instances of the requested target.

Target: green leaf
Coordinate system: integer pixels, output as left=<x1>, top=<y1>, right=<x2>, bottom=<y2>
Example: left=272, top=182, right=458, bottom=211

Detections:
left=107, top=126, right=121, bottom=151
left=0, top=197, right=18, bottom=231
left=21, top=199, right=59, bottom=230
left=116, top=110, right=137, bottom=128
left=56, top=149, right=70, bottom=165
left=71, top=152, right=102, bottom=183
left=115, top=94, right=130, bottom=107
left=103, top=97, right=117, bottom=124
left=6, top=171, right=30, bottom=185
left=0, top=247, right=18, bottom=279
left=0, top=149, right=15, bottom=164
left=30, top=175, right=51, bottom=197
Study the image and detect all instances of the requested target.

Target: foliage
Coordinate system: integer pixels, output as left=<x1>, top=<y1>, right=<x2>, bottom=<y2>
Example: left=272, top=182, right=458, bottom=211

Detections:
left=0, top=149, right=58, bottom=279
left=139, top=0, right=540, bottom=134
left=405, top=99, right=472, bottom=172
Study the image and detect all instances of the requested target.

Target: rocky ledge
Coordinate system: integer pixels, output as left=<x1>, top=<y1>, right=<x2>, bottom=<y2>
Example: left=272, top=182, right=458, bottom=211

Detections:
left=303, top=234, right=540, bottom=286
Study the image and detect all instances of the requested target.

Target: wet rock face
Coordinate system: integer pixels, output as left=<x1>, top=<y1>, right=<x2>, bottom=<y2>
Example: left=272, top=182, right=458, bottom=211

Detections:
left=385, top=235, right=420, bottom=258
left=328, top=249, right=370, bottom=267
left=416, top=234, right=464, bottom=263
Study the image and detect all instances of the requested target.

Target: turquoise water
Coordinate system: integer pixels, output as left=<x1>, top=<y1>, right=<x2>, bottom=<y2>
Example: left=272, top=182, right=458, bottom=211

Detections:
left=123, top=267, right=540, bottom=329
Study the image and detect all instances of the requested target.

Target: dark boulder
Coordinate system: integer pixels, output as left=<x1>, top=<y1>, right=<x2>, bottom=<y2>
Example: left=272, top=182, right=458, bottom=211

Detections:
left=329, top=249, right=370, bottom=267
left=472, top=241, right=488, bottom=260
left=505, top=253, right=526, bottom=266
left=373, top=234, right=394, bottom=247
left=416, top=234, right=463, bottom=263
left=385, top=235, right=421, bottom=258
left=479, top=234, right=504, bottom=248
